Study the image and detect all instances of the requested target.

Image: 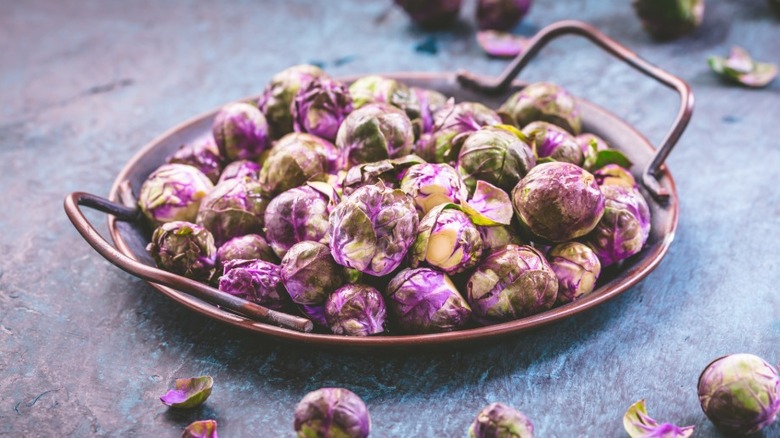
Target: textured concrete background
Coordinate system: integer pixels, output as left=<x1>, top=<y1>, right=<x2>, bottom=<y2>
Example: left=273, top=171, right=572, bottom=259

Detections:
left=2, top=0, right=779, bottom=436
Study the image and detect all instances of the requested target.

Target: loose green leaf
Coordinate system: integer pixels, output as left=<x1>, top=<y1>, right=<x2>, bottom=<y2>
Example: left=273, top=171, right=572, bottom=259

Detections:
left=624, top=400, right=694, bottom=438
left=583, top=147, right=633, bottom=172
left=709, top=46, right=778, bottom=88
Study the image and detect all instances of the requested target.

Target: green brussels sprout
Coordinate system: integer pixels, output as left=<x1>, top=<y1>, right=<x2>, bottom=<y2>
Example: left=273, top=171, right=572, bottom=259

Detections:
left=160, top=376, right=213, bottom=409
left=477, top=0, right=532, bottom=31
left=583, top=185, right=650, bottom=267
left=294, top=388, right=370, bottom=438
left=341, top=155, right=426, bottom=197
left=499, top=82, right=582, bottom=134
left=217, top=159, right=261, bottom=184
left=458, top=125, right=535, bottom=194
left=393, top=0, right=463, bottom=29
left=216, top=234, right=277, bottom=267
left=633, top=0, right=704, bottom=40
left=335, top=103, right=415, bottom=168
left=698, top=354, right=780, bottom=435
left=325, top=284, right=387, bottom=336
left=195, top=177, right=269, bottom=246
left=521, top=121, right=583, bottom=165
left=466, top=244, right=558, bottom=324
left=623, top=399, right=694, bottom=438
left=511, top=162, right=605, bottom=242
left=147, top=221, right=216, bottom=282
left=547, top=242, right=601, bottom=304
left=182, top=420, right=218, bottom=438
left=258, top=133, right=335, bottom=197
left=218, top=259, right=290, bottom=310
left=329, top=183, right=419, bottom=277
left=292, top=76, right=353, bottom=141
left=416, top=101, right=502, bottom=163
left=167, top=137, right=224, bottom=184
left=264, top=185, right=331, bottom=259
left=400, top=163, right=468, bottom=217
left=593, top=164, right=637, bottom=189
left=468, top=402, right=534, bottom=438
left=212, top=102, right=269, bottom=161
left=411, top=204, right=483, bottom=275
left=385, top=267, right=472, bottom=334
left=281, top=241, right=344, bottom=310
left=258, top=64, right=327, bottom=139
left=349, top=76, right=420, bottom=121
left=138, top=163, right=214, bottom=226
left=708, top=46, right=778, bottom=89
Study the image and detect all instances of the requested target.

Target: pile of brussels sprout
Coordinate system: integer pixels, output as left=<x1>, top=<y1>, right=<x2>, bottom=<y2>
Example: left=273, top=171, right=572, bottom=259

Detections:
left=139, top=64, right=651, bottom=336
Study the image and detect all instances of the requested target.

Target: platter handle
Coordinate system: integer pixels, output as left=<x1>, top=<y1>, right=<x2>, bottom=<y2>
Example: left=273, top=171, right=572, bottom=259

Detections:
left=457, top=20, right=694, bottom=202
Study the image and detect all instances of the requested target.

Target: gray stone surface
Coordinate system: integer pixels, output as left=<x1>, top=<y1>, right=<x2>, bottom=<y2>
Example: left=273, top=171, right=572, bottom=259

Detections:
left=2, top=0, right=779, bottom=436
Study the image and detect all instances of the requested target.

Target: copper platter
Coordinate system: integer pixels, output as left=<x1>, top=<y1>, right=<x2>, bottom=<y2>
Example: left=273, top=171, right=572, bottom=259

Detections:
left=65, top=21, right=693, bottom=349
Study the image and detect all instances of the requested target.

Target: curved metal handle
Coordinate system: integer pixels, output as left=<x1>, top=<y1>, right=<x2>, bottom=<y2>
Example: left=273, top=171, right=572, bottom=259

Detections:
left=457, top=20, right=694, bottom=202
left=63, top=192, right=313, bottom=333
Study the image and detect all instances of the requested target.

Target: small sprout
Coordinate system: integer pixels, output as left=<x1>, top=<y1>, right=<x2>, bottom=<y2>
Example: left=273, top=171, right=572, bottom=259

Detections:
left=468, top=402, right=534, bottom=438
left=416, top=101, right=502, bottom=163
left=583, top=185, right=650, bottom=267
left=212, top=102, right=269, bottom=161
left=216, top=160, right=261, bottom=184
left=467, top=180, right=513, bottom=225
left=698, top=354, right=780, bottom=435
left=216, top=234, right=277, bottom=267
left=147, top=221, right=216, bottom=282
left=264, top=185, right=331, bottom=259
left=499, top=82, right=582, bottom=134
left=708, top=46, right=778, bottom=88
left=548, top=242, right=601, bottom=304
left=393, top=0, right=463, bottom=29
left=411, top=204, right=483, bottom=275
left=477, top=0, right=532, bottom=31
left=294, top=388, right=370, bottom=438
left=292, top=76, right=353, bottom=141
left=258, top=64, right=327, bottom=139
left=325, top=284, right=387, bottom=336
left=593, top=164, right=637, bottom=189
left=138, top=163, right=214, bottom=226
left=457, top=125, right=535, bottom=194
left=476, top=30, right=529, bottom=58
left=521, top=121, right=583, bottom=166
left=400, top=163, right=468, bottom=217
left=281, top=241, right=345, bottom=309
left=196, top=177, right=269, bottom=246
left=218, top=259, right=290, bottom=310
left=258, top=133, right=335, bottom=197
left=160, top=376, right=213, bottom=409
left=182, top=420, right=218, bottom=438
left=624, top=400, right=694, bottom=438
left=335, top=103, right=415, bottom=168
left=167, top=138, right=224, bottom=184
left=633, top=0, right=704, bottom=40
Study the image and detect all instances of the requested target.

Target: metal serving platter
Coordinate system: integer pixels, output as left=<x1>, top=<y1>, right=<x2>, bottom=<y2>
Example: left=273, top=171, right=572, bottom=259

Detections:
left=65, top=21, right=692, bottom=349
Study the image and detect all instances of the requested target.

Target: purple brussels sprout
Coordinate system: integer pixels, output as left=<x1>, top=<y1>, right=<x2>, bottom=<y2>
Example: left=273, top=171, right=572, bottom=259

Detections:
left=292, top=76, right=353, bottom=141
left=385, top=268, right=472, bottom=334
left=593, top=164, right=637, bottom=189
left=457, top=125, right=535, bottom=194
left=182, top=420, right=218, bottom=438
left=511, top=162, right=605, bottom=242
left=466, top=244, right=558, bottom=324
left=477, top=0, right=532, bottom=31
left=217, top=160, right=261, bottom=184
left=393, top=0, right=463, bottom=29
left=160, top=376, right=213, bottom=409
left=469, top=402, right=535, bottom=438
left=341, top=155, right=426, bottom=197
left=547, top=242, right=601, bottom=304
left=522, top=121, right=583, bottom=165
left=167, top=138, right=224, bottom=184
left=212, top=102, right=269, bottom=162
left=258, top=64, right=326, bottom=139
left=633, top=0, right=704, bottom=40
left=499, top=82, right=582, bottom=134
left=196, top=177, right=269, bottom=246
left=583, top=185, right=650, bottom=267
left=410, top=205, right=483, bottom=275
left=147, top=221, right=217, bottom=282
left=335, top=103, right=415, bottom=168
left=698, top=354, right=780, bottom=435
left=138, top=163, right=214, bottom=226
left=258, top=133, right=335, bottom=197
left=264, top=185, right=331, bottom=259
left=218, top=259, right=290, bottom=310
left=329, top=183, right=419, bottom=277
left=294, top=388, right=370, bottom=438
left=411, top=87, right=447, bottom=134
left=324, top=284, right=386, bottom=336
left=281, top=241, right=344, bottom=309
left=624, top=400, right=694, bottom=438
left=416, top=101, right=502, bottom=164
left=479, top=225, right=524, bottom=254
left=217, top=234, right=277, bottom=266
left=348, top=76, right=420, bottom=121
left=400, top=163, right=468, bottom=217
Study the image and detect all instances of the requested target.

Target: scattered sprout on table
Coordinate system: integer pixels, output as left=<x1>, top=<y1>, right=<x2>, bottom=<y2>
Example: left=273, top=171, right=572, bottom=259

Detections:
left=393, top=0, right=463, bottom=29
left=477, top=0, right=532, bottom=31
left=547, top=242, right=601, bottom=304
left=698, top=353, right=780, bottom=435
left=138, top=163, right=214, bottom=226
left=294, top=388, right=371, bottom=438
left=499, top=82, right=582, bottom=134
left=292, top=76, right=353, bottom=141
left=182, top=420, right=218, bottom=438
left=258, top=64, right=326, bottom=139
left=522, top=121, right=583, bottom=165
left=632, top=0, right=704, bottom=40
left=196, top=177, right=269, bottom=246
left=457, top=125, right=535, bottom=194
left=217, top=159, right=261, bottom=184
left=593, top=164, right=637, bottom=189
left=325, top=284, right=387, bottom=336
left=212, top=102, right=269, bottom=161
left=264, top=185, right=331, bottom=259
left=400, top=162, right=468, bottom=217
left=335, top=103, right=415, bottom=168
left=623, top=399, right=694, bottom=438
left=147, top=221, right=216, bottom=282
left=167, top=137, right=224, bottom=184
left=160, top=376, right=213, bottom=409
left=218, top=259, right=290, bottom=310
left=258, top=133, right=334, bottom=197
left=281, top=241, right=345, bottom=313
left=583, top=184, right=650, bottom=267
left=708, top=46, right=778, bottom=88
left=416, top=101, right=502, bottom=163
left=411, top=204, right=483, bottom=274
left=217, top=233, right=277, bottom=267
left=468, top=402, right=534, bottom=438
left=476, top=30, right=529, bottom=58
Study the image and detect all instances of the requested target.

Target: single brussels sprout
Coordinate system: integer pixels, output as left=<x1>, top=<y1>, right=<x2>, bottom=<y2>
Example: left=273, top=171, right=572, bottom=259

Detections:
left=698, top=354, right=780, bottom=435
left=324, top=284, right=386, bottom=336
left=217, top=234, right=277, bottom=266
left=623, top=399, right=694, bottom=438
left=292, top=76, right=353, bottom=141
left=400, top=163, right=468, bottom=217
left=217, top=159, right=261, bottom=184
left=160, top=376, right=213, bottom=409
left=218, top=259, right=289, bottom=310
left=583, top=185, right=650, bottom=267
left=466, top=244, right=558, bottom=324
left=547, top=242, right=601, bottom=304
left=416, top=101, right=502, bottom=163
left=349, top=76, right=419, bottom=120
left=341, top=155, right=426, bottom=197
left=182, top=420, right=218, bottom=438
left=393, top=0, right=463, bottom=28
left=511, top=162, right=605, bottom=242
left=633, top=0, right=704, bottom=40
left=281, top=241, right=344, bottom=308
left=258, top=64, right=327, bottom=139
left=708, top=46, right=778, bottom=89
left=335, top=103, right=415, bottom=168
left=258, top=133, right=334, bottom=197
left=264, top=185, right=331, bottom=259
left=467, top=180, right=514, bottom=225
left=468, top=402, right=534, bottom=438
left=499, top=82, right=582, bottom=134
left=593, top=164, right=637, bottom=189
left=457, top=125, right=535, bottom=194
left=385, top=267, right=472, bottom=334
left=477, top=0, right=532, bottom=31
left=411, top=205, right=483, bottom=275
left=294, top=388, right=371, bottom=438
left=138, top=163, right=215, bottom=226
left=167, top=138, right=224, bottom=184
left=411, top=87, right=447, bottom=134
left=212, top=102, right=269, bottom=162
left=479, top=225, right=524, bottom=254
left=476, top=30, right=529, bottom=59
left=147, top=221, right=216, bottom=282
left=196, top=177, right=269, bottom=246
left=329, top=183, right=419, bottom=277
left=522, top=121, right=583, bottom=165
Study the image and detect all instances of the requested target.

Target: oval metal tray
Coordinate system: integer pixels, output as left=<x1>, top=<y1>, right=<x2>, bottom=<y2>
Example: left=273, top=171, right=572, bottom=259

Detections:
left=65, top=21, right=693, bottom=349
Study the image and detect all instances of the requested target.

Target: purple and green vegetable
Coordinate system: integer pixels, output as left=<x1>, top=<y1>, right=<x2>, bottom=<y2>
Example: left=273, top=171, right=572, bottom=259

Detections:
left=708, top=46, right=778, bottom=88
left=632, top=0, right=704, bottom=40
left=469, top=402, right=534, bottom=438
left=182, top=420, right=218, bottom=438
left=160, top=376, right=213, bottom=409
left=294, top=388, right=370, bottom=438
left=623, top=399, right=694, bottom=438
